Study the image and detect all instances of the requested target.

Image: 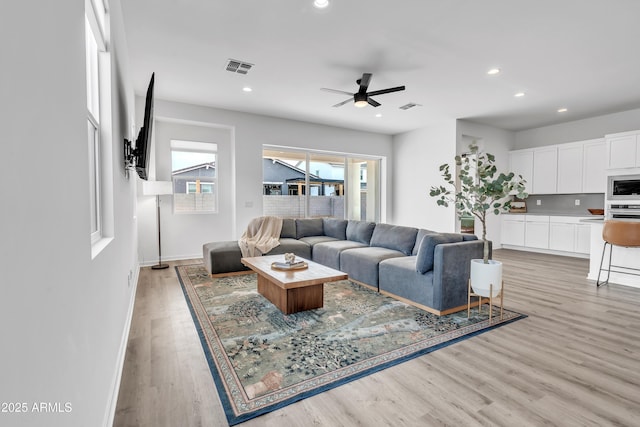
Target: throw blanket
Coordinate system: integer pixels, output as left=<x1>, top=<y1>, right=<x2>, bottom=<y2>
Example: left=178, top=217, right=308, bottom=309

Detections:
left=238, top=216, right=283, bottom=257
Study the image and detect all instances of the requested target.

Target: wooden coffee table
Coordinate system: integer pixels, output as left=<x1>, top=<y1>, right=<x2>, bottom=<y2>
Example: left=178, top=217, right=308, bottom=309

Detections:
left=241, top=255, right=348, bottom=314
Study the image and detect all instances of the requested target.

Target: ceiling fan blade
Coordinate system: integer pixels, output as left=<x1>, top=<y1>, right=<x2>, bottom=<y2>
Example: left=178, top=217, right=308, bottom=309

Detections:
left=321, top=88, right=354, bottom=96
left=332, top=98, right=353, bottom=108
left=358, top=73, right=372, bottom=92
left=367, top=85, right=406, bottom=97
left=368, top=98, right=381, bottom=107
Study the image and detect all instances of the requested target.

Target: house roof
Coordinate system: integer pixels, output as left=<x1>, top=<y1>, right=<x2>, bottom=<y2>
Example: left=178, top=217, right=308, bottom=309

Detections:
left=172, top=162, right=215, bottom=176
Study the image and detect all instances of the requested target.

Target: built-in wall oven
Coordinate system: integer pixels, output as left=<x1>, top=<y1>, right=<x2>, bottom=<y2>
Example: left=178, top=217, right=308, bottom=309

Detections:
left=608, top=203, right=640, bottom=220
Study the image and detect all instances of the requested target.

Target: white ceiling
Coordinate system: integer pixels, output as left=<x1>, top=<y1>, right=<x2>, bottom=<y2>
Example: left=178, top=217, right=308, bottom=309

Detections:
left=120, top=0, right=640, bottom=135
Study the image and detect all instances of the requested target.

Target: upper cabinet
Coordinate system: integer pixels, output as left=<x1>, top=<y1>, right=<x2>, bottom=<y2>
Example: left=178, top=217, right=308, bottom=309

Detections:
left=509, top=149, right=534, bottom=194
left=606, top=131, right=640, bottom=169
left=533, top=146, right=558, bottom=194
left=582, top=139, right=606, bottom=193
left=557, top=143, right=583, bottom=194
left=509, top=138, right=606, bottom=195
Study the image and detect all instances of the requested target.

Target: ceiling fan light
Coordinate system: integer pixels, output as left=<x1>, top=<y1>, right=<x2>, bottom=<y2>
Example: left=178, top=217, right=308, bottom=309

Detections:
left=313, top=0, right=329, bottom=9
left=354, top=100, right=368, bottom=108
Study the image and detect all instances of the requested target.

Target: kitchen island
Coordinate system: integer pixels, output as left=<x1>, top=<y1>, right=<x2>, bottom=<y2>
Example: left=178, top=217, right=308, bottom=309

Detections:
left=583, top=218, right=640, bottom=288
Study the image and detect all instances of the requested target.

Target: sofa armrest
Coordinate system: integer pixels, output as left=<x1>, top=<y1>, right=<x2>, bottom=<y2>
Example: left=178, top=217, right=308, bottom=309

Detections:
left=432, top=239, right=488, bottom=310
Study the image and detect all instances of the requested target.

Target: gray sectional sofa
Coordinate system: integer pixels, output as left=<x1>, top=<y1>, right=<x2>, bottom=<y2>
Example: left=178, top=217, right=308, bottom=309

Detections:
left=202, top=217, right=485, bottom=315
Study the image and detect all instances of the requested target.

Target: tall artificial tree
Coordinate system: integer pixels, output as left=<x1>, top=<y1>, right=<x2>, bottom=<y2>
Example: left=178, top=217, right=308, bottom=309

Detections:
left=430, top=143, right=528, bottom=263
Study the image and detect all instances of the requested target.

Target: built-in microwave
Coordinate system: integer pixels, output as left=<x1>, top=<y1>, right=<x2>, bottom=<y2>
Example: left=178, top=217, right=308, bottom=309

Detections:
left=607, top=174, right=640, bottom=200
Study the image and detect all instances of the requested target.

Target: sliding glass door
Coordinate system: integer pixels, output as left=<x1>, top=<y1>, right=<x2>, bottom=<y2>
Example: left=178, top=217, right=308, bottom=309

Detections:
left=262, top=147, right=380, bottom=221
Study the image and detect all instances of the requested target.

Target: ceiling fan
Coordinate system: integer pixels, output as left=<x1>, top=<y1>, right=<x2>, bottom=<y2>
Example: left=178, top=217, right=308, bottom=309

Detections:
left=321, top=73, right=405, bottom=108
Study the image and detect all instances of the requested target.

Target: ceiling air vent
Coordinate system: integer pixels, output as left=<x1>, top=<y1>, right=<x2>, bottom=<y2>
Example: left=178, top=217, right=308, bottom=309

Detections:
left=399, top=102, right=422, bottom=110
left=226, top=59, right=253, bottom=75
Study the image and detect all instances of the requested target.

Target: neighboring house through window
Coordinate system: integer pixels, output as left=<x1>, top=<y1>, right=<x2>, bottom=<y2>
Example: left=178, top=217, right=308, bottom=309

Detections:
left=171, top=140, right=218, bottom=213
left=262, top=147, right=381, bottom=221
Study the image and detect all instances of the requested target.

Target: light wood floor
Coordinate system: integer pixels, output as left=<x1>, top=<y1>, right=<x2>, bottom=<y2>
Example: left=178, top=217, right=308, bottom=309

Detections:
left=114, top=250, right=640, bottom=426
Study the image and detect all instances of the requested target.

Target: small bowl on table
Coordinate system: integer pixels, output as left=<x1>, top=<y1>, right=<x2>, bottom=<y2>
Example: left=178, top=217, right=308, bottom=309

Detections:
left=588, top=208, right=604, bottom=215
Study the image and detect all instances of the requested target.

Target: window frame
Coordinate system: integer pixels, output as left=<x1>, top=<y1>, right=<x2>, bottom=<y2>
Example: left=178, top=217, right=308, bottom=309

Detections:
left=85, top=0, right=113, bottom=254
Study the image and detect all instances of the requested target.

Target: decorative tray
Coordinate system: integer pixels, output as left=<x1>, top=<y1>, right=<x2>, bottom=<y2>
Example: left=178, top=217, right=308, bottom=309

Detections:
left=271, top=261, right=308, bottom=271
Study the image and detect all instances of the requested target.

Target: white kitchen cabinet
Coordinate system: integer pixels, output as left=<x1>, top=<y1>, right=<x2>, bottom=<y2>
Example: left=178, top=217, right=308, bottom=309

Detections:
left=501, top=215, right=525, bottom=246
left=548, top=216, right=592, bottom=254
left=575, top=224, right=591, bottom=254
left=549, top=222, right=575, bottom=252
left=533, top=147, right=558, bottom=194
left=607, top=132, right=638, bottom=169
left=582, top=139, right=607, bottom=193
left=525, top=215, right=550, bottom=249
left=509, top=138, right=607, bottom=195
left=557, top=143, right=583, bottom=194
left=501, top=215, right=591, bottom=256
left=509, top=150, right=534, bottom=194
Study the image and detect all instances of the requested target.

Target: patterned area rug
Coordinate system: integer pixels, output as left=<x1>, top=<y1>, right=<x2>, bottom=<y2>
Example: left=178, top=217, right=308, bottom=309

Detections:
left=177, top=264, right=526, bottom=426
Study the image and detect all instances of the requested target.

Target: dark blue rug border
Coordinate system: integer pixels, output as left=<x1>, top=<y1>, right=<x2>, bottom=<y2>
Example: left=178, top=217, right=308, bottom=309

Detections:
left=176, top=265, right=527, bottom=426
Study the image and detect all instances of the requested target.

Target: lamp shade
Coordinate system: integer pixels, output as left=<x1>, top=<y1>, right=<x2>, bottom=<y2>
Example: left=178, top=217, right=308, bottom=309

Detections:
left=142, top=180, right=173, bottom=196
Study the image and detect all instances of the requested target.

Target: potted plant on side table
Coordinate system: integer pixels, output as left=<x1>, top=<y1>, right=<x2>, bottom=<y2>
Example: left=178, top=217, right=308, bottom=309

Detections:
left=429, top=143, right=527, bottom=312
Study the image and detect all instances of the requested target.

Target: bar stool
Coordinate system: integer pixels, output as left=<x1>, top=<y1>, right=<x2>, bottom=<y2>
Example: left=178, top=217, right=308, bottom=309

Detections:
left=596, top=220, right=640, bottom=287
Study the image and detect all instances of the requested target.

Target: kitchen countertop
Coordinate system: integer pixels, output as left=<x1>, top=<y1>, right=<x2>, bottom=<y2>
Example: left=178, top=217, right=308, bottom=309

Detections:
left=503, top=211, right=604, bottom=218
left=579, top=218, right=605, bottom=223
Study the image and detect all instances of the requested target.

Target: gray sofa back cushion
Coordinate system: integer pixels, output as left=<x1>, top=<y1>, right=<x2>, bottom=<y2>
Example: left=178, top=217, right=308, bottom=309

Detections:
left=295, top=218, right=324, bottom=239
left=346, top=220, right=376, bottom=244
left=370, top=224, right=418, bottom=256
left=280, top=218, right=297, bottom=238
left=323, top=218, right=348, bottom=240
left=416, top=234, right=464, bottom=273
left=412, top=228, right=438, bottom=255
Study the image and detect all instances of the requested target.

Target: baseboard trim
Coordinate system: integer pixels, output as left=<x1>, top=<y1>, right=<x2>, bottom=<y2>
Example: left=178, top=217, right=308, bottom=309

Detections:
left=500, top=245, right=589, bottom=259
left=140, top=253, right=201, bottom=267
left=102, top=262, right=140, bottom=427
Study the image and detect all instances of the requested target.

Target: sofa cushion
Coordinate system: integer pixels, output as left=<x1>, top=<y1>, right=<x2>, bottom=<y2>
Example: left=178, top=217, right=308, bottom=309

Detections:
left=370, top=224, right=418, bottom=256
left=340, top=246, right=405, bottom=289
left=412, top=228, right=438, bottom=255
left=280, top=218, right=297, bottom=238
left=312, top=240, right=368, bottom=270
left=265, top=238, right=311, bottom=259
left=295, top=218, right=324, bottom=239
left=416, top=234, right=464, bottom=274
left=203, top=241, right=249, bottom=274
left=346, top=220, right=376, bottom=244
left=299, top=235, right=338, bottom=247
left=323, top=218, right=348, bottom=240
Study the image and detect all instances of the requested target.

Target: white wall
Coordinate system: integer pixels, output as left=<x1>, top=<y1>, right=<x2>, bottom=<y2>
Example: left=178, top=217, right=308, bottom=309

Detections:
left=391, top=120, right=458, bottom=231
left=136, top=98, right=393, bottom=263
left=0, top=2, right=138, bottom=426
left=515, top=107, right=640, bottom=149
left=138, top=119, right=234, bottom=263
left=457, top=120, right=516, bottom=246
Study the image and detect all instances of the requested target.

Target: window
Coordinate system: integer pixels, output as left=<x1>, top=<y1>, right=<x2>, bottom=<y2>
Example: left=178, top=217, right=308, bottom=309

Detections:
left=262, top=147, right=381, bottom=221
left=85, top=0, right=109, bottom=245
left=171, top=140, right=218, bottom=213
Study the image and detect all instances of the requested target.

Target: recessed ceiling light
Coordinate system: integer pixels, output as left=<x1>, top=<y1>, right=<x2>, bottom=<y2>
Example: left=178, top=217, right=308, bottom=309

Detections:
left=514, top=92, right=525, bottom=97
left=487, top=68, right=501, bottom=75
left=242, top=86, right=252, bottom=92
left=313, top=0, right=329, bottom=9
left=375, top=113, right=382, bottom=118
left=557, top=107, right=568, bottom=113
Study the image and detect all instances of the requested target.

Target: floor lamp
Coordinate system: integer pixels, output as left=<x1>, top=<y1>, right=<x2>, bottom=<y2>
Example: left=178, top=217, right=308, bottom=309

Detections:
left=143, top=181, right=173, bottom=270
